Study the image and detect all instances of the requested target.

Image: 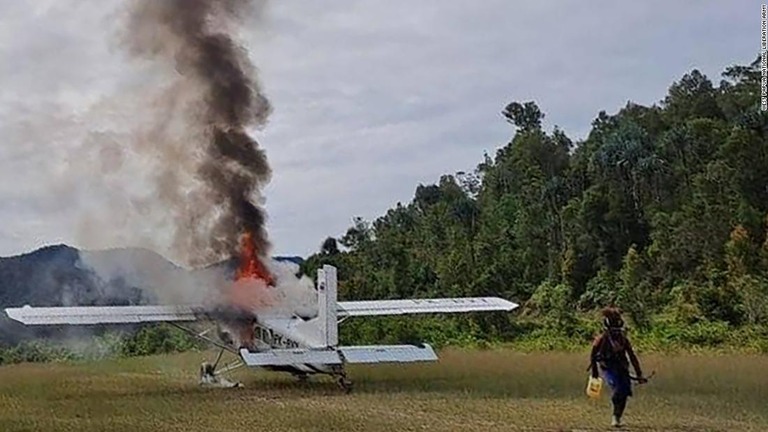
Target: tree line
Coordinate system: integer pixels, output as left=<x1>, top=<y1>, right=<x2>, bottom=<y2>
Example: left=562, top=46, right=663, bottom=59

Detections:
left=302, top=56, right=768, bottom=351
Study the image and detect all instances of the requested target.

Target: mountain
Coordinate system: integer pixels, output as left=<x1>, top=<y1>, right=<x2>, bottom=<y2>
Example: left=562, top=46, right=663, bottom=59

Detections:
left=0, top=244, right=304, bottom=344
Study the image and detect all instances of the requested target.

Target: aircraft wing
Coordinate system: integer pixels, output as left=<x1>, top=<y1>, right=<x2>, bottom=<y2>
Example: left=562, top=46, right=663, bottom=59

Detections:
left=3, top=305, right=202, bottom=325
left=336, top=297, right=518, bottom=317
left=5, top=297, right=519, bottom=325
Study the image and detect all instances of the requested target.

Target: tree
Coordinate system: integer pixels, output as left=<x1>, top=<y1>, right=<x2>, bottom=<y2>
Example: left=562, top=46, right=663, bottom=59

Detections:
left=339, top=217, right=372, bottom=251
left=527, top=281, right=576, bottom=333
left=618, top=245, right=651, bottom=329
left=725, top=225, right=752, bottom=280
left=502, top=101, right=544, bottom=133
left=762, top=214, right=768, bottom=275
left=320, top=237, right=340, bottom=255
left=719, top=55, right=763, bottom=123
left=731, top=275, right=768, bottom=325
left=663, top=69, right=724, bottom=122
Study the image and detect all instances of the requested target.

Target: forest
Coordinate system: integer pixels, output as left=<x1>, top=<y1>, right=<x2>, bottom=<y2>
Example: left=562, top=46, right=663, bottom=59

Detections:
left=302, top=55, right=768, bottom=352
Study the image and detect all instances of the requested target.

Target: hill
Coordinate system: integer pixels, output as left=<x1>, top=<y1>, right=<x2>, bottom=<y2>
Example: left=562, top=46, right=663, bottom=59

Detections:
left=0, top=244, right=303, bottom=344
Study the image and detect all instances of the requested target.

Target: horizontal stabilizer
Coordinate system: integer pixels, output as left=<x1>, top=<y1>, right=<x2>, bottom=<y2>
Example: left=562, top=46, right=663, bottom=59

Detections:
left=238, top=344, right=437, bottom=367
left=239, top=348, right=342, bottom=366
left=4, top=305, right=201, bottom=325
left=338, top=297, right=518, bottom=317
left=339, top=344, right=438, bottom=364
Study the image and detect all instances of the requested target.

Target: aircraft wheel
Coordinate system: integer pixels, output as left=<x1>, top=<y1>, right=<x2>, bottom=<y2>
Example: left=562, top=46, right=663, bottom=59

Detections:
left=337, top=376, right=353, bottom=393
left=200, top=362, right=214, bottom=377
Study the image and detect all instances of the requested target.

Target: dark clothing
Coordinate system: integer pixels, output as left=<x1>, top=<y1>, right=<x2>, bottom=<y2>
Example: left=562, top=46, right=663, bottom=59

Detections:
left=590, top=330, right=642, bottom=379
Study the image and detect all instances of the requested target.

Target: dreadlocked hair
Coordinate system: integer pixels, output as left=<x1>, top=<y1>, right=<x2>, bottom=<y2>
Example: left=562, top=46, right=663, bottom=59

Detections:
left=601, top=307, right=625, bottom=331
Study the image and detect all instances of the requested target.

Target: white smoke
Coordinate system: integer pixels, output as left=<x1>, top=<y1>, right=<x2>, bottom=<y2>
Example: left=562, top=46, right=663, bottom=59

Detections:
left=77, top=248, right=318, bottom=317
left=265, top=259, right=317, bottom=318
left=77, top=247, right=215, bottom=305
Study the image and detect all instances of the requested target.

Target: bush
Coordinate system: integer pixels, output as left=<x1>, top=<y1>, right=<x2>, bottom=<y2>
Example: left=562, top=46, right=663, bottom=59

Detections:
left=732, top=275, right=768, bottom=325
left=635, top=318, right=731, bottom=350
left=0, top=340, right=78, bottom=365
left=0, top=324, right=203, bottom=366
left=579, top=269, right=618, bottom=309
left=120, top=324, right=203, bottom=357
left=527, top=281, right=577, bottom=334
left=339, top=315, right=484, bottom=348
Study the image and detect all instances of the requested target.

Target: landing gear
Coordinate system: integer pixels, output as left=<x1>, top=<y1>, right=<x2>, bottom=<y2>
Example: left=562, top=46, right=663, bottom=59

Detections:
left=166, top=323, right=244, bottom=388
left=198, top=348, right=243, bottom=388
left=336, top=372, right=353, bottom=393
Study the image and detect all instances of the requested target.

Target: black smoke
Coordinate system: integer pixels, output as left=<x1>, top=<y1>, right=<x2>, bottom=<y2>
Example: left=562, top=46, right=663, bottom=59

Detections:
left=121, top=0, right=272, bottom=267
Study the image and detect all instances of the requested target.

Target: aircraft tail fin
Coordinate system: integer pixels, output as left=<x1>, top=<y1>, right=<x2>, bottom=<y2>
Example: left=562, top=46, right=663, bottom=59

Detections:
left=317, top=265, right=338, bottom=347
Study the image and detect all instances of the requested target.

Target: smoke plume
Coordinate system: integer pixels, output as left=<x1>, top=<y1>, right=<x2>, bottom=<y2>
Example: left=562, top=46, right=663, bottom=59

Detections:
left=119, top=0, right=272, bottom=267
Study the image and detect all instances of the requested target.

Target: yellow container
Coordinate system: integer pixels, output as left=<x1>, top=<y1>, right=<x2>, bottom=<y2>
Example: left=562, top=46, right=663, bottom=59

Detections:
left=586, top=376, right=603, bottom=399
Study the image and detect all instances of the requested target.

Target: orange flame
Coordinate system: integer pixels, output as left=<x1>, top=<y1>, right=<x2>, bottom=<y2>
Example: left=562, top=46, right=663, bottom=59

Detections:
left=235, top=231, right=274, bottom=285
left=215, top=231, right=278, bottom=350
left=223, top=231, right=275, bottom=315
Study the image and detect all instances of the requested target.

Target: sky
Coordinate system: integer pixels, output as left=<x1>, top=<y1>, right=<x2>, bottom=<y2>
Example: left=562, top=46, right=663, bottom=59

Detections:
left=0, top=1, right=759, bottom=262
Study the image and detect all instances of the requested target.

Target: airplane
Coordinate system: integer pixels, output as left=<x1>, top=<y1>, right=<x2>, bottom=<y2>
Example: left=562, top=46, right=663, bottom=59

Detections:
left=4, top=264, right=518, bottom=392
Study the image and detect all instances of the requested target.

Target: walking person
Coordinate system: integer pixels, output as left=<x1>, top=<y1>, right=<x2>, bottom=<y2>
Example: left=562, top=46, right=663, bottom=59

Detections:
left=590, top=307, right=647, bottom=427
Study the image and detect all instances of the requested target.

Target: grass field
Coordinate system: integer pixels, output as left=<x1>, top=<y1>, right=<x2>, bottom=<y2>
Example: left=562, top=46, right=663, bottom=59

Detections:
left=0, top=348, right=766, bottom=431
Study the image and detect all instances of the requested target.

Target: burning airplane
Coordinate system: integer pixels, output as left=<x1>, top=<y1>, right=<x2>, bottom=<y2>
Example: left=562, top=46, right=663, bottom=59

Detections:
left=5, top=264, right=518, bottom=391
left=4, top=0, right=520, bottom=391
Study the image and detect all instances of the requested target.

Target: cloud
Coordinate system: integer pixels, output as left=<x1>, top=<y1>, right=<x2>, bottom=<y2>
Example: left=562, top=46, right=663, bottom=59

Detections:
left=0, top=0, right=756, bottom=260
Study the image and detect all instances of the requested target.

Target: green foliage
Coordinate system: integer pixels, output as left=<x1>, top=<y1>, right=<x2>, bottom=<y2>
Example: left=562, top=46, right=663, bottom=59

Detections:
left=627, top=318, right=719, bottom=351
left=617, top=245, right=652, bottom=329
left=731, top=275, right=768, bottom=325
left=0, top=324, right=203, bottom=366
left=339, top=316, right=485, bottom=348
left=0, top=340, right=78, bottom=364
left=762, top=214, right=768, bottom=274
left=725, top=225, right=755, bottom=278
left=665, top=282, right=706, bottom=324
left=527, top=281, right=576, bottom=334
left=119, top=324, right=203, bottom=357
left=300, top=57, right=768, bottom=352
left=502, top=101, right=544, bottom=132
left=578, top=268, right=617, bottom=309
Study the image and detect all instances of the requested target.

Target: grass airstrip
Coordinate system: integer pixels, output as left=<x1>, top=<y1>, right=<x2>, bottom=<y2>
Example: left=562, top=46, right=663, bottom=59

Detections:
left=0, top=348, right=766, bottom=431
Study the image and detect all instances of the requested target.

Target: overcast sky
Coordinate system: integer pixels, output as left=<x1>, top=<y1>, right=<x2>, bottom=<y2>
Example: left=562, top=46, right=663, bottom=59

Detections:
left=0, top=1, right=758, bottom=262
